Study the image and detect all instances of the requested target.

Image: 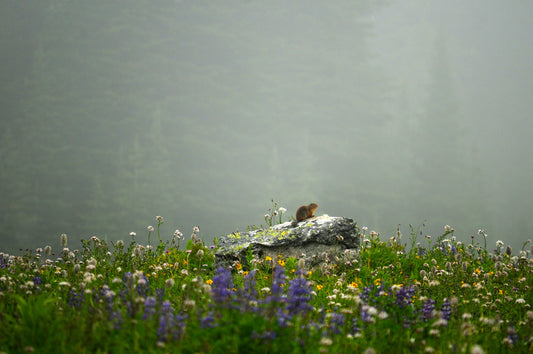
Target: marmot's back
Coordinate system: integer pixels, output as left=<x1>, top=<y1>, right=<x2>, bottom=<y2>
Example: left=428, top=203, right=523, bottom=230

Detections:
left=295, top=203, right=318, bottom=222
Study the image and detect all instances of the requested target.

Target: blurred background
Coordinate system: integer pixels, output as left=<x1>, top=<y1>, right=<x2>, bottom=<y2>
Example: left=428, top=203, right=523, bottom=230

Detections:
left=1, top=0, right=532, bottom=254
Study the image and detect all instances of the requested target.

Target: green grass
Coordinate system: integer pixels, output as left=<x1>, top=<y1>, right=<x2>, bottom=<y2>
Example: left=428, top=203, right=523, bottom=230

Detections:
left=0, top=222, right=532, bottom=353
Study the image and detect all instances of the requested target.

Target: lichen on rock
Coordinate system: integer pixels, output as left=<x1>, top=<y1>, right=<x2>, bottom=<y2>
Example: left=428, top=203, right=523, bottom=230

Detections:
left=215, top=215, right=361, bottom=269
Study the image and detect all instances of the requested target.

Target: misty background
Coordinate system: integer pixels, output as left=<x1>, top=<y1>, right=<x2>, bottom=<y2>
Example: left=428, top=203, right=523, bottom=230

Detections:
left=1, top=1, right=532, bottom=254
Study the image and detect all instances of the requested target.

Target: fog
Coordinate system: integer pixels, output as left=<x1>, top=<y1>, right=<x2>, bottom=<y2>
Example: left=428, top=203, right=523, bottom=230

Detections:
left=1, top=1, right=532, bottom=255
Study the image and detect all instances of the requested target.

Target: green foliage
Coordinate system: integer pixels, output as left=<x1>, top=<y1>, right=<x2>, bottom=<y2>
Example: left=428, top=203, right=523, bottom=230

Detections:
left=2, top=295, right=63, bottom=352
left=1, top=222, right=532, bottom=353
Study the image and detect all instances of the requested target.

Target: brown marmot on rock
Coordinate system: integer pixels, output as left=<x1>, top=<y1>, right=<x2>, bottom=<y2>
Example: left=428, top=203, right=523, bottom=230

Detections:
left=291, top=203, right=318, bottom=227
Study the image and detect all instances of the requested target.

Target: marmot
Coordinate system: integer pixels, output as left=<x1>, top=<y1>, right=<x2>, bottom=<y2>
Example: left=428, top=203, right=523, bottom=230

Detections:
left=291, top=203, right=318, bottom=227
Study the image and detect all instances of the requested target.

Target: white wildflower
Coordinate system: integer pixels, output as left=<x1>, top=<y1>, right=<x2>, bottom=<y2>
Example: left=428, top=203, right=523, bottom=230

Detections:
left=462, top=313, right=472, bottom=320
left=470, top=344, right=485, bottom=354
left=84, top=272, right=96, bottom=283
left=378, top=311, right=388, bottom=320
left=319, top=337, right=332, bottom=346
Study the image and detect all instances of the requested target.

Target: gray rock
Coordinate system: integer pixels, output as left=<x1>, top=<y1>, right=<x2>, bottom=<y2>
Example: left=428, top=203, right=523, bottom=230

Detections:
left=214, top=215, right=361, bottom=269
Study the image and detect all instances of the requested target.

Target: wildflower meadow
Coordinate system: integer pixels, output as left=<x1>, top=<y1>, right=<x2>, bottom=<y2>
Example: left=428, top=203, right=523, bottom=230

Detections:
left=1, top=214, right=532, bottom=353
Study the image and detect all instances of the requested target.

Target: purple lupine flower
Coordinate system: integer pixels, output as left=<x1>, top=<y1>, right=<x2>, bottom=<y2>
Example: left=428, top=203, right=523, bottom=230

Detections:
left=243, top=270, right=258, bottom=300
left=143, top=296, right=157, bottom=321
left=361, top=307, right=372, bottom=323
left=173, top=313, right=188, bottom=340
left=329, top=312, right=345, bottom=334
left=263, top=265, right=287, bottom=309
left=67, top=290, right=83, bottom=309
left=439, top=242, right=448, bottom=255
left=102, top=288, right=115, bottom=313
left=212, top=267, right=234, bottom=307
left=506, top=325, right=518, bottom=345
left=117, top=287, right=135, bottom=317
left=136, top=274, right=150, bottom=297
left=270, top=266, right=286, bottom=298
left=395, top=285, right=415, bottom=309
left=238, top=270, right=258, bottom=312
left=360, top=285, right=374, bottom=304
left=125, top=300, right=134, bottom=318
left=158, top=300, right=175, bottom=342
left=201, top=312, right=216, bottom=329
left=33, top=276, right=42, bottom=285
left=421, top=299, right=435, bottom=321
left=441, top=298, right=452, bottom=321
left=351, top=317, right=360, bottom=334
left=277, top=311, right=292, bottom=328
left=110, top=310, right=123, bottom=330
left=286, top=272, right=313, bottom=316
left=123, top=272, right=134, bottom=290
left=450, top=245, right=457, bottom=255
left=156, top=288, right=165, bottom=303
left=251, top=331, right=276, bottom=341
left=100, top=288, right=122, bottom=329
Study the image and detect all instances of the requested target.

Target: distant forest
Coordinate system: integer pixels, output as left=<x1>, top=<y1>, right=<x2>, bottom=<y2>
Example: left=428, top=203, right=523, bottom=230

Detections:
left=1, top=1, right=531, bottom=253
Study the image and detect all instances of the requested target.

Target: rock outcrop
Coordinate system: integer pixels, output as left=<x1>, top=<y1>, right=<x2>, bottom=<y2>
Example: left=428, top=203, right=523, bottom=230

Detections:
left=214, top=215, right=361, bottom=269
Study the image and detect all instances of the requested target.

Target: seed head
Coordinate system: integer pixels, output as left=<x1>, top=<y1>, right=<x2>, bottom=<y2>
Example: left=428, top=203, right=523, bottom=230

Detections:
left=60, top=234, right=68, bottom=248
